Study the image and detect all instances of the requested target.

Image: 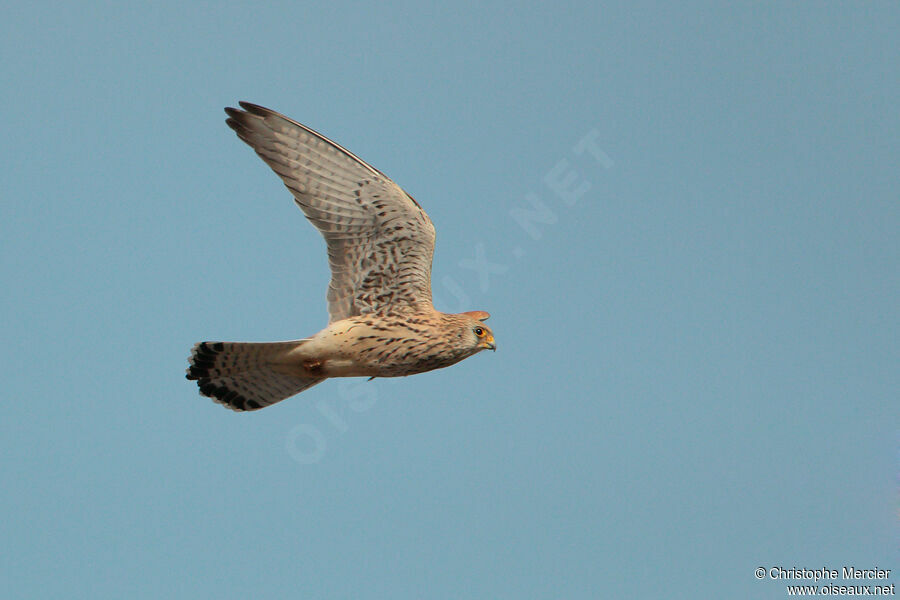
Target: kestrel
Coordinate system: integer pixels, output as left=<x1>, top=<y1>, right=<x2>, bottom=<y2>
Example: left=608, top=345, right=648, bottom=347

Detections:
left=186, top=102, right=496, bottom=411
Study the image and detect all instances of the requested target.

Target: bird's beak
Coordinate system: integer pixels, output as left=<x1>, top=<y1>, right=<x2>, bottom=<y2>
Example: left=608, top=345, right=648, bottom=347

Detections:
left=482, top=335, right=497, bottom=351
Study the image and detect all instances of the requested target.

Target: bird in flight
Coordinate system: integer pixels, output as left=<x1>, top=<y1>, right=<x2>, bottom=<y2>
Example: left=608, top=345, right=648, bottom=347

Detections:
left=187, top=102, right=496, bottom=411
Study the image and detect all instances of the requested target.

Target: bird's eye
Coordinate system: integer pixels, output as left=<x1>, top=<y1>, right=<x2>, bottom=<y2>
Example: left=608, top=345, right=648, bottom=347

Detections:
left=474, top=327, right=484, bottom=337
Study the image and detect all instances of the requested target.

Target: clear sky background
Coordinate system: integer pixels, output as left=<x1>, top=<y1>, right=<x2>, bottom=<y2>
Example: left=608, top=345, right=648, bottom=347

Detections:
left=1, top=2, right=897, bottom=598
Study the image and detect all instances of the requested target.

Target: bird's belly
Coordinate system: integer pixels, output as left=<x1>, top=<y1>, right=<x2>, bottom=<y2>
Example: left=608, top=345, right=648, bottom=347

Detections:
left=320, top=357, right=378, bottom=377
left=321, top=351, right=465, bottom=379
left=290, top=317, right=474, bottom=379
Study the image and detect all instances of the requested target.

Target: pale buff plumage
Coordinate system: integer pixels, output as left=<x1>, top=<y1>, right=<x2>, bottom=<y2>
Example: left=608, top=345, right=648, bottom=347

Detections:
left=186, top=102, right=495, bottom=411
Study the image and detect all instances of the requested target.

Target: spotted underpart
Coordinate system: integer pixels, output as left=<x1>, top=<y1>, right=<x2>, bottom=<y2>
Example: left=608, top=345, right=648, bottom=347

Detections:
left=334, top=311, right=486, bottom=377
left=186, top=102, right=495, bottom=411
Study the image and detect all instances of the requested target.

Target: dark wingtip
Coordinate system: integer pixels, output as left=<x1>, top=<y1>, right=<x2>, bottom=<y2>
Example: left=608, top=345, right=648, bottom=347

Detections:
left=238, top=101, right=269, bottom=115
left=224, top=106, right=249, bottom=132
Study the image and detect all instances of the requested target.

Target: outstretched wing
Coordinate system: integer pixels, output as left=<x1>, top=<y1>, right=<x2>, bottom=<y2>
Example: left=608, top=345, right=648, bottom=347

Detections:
left=225, top=102, right=436, bottom=322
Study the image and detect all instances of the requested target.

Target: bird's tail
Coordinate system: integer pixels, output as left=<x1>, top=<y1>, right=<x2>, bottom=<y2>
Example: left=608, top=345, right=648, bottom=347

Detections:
left=186, top=340, right=323, bottom=411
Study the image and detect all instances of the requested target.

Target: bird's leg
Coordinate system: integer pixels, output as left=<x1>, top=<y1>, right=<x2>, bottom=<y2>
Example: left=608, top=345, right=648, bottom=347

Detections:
left=303, top=358, right=325, bottom=376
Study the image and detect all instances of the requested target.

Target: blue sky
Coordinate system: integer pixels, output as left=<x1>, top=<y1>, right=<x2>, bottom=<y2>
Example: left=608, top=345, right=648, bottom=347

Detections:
left=1, top=2, right=897, bottom=598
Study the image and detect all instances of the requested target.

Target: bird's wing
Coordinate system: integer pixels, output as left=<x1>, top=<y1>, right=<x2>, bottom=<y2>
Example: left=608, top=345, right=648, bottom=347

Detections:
left=225, top=102, right=436, bottom=322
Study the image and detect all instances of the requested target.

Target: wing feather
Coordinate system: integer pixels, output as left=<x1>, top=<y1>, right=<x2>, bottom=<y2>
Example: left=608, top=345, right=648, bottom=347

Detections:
left=225, top=102, right=436, bottom=322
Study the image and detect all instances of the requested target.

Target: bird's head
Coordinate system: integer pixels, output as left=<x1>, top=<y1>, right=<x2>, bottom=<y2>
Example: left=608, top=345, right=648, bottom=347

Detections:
left=460, top=310, right=496, bottom=352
